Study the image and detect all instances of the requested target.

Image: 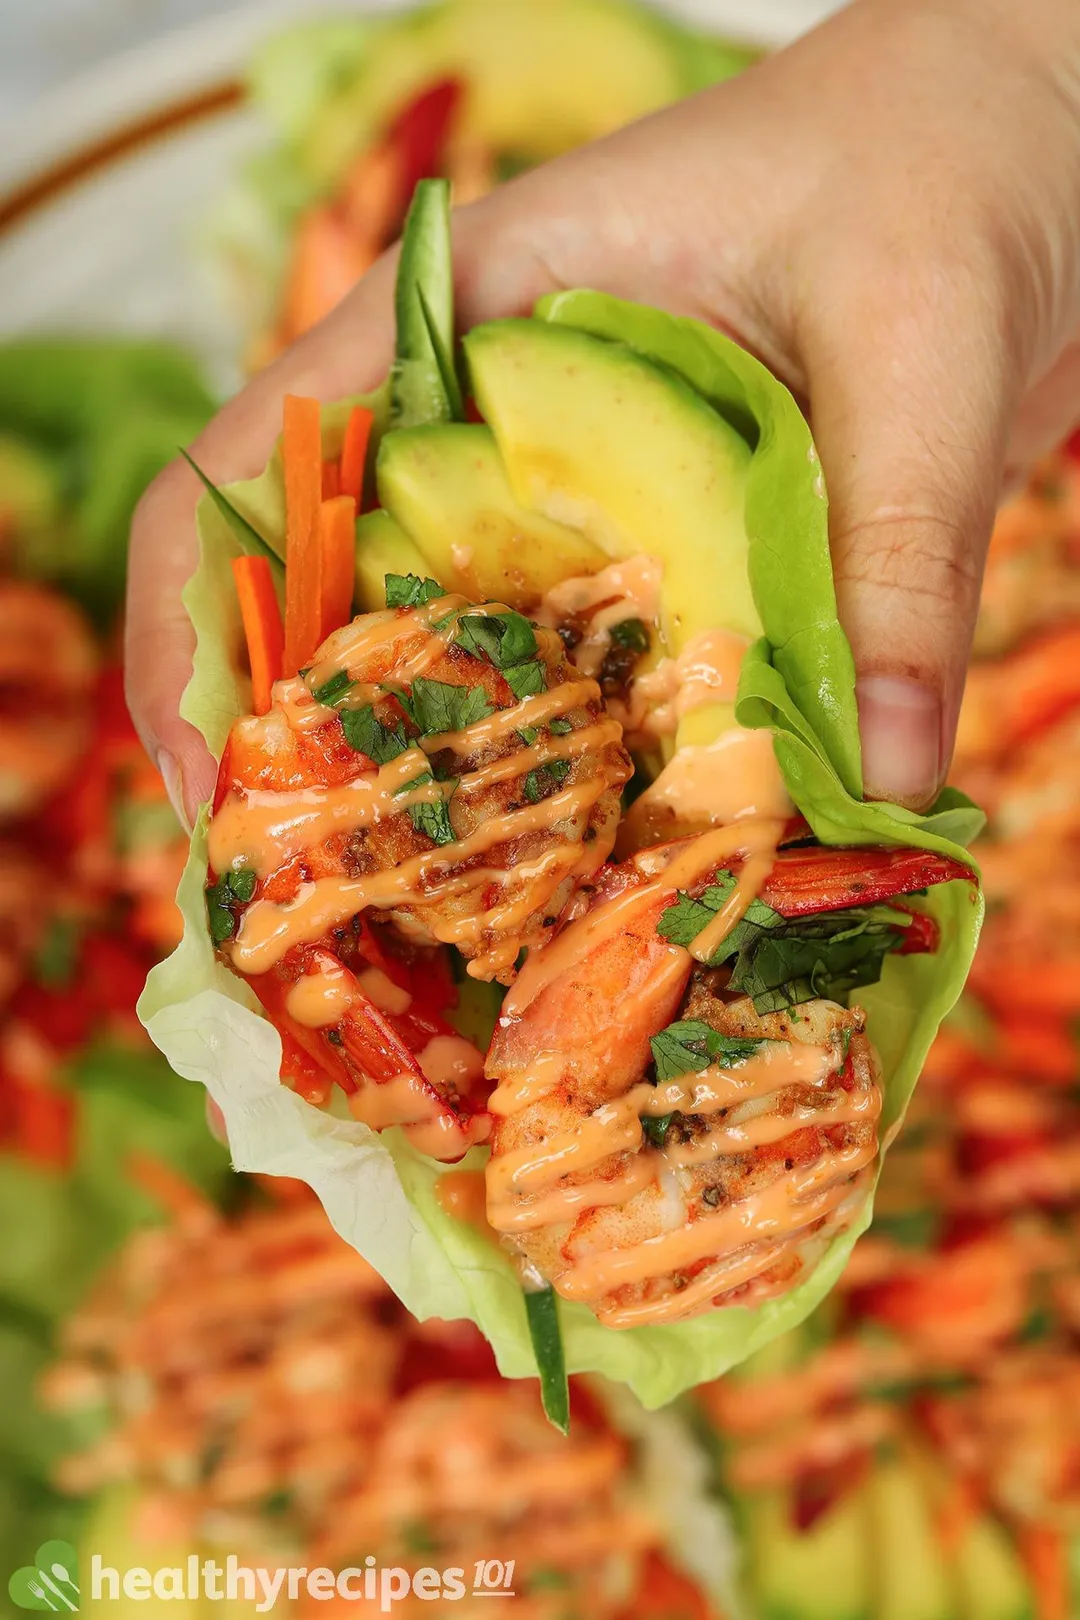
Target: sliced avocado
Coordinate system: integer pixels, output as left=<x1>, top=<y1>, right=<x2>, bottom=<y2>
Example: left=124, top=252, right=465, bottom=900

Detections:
left=953, top=1513, right=1033, bottom=1620
left=302, top=0, right=737, bottom=188
left=353, top=509, right=431, bottom=611
left=463, top=318, right=758, bottom=663
left=376, top=423, right=604, bottom=607
left=869, top=1448, right=952, bottom=1620
left=739, top=1485, right=872, bottom=1620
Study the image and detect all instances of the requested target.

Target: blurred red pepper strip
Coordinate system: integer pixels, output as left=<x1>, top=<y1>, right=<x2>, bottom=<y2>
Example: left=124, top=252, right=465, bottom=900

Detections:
left=387, top=77, right=464, bottom=222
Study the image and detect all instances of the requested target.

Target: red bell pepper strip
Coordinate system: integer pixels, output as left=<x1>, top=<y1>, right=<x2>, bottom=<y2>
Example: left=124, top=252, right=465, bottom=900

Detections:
left=761, top=846, right=973, bottom=919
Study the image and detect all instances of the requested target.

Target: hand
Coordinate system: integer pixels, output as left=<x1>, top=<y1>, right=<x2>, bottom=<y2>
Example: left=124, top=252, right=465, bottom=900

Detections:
left=128, top=0, right=1080, bottom=820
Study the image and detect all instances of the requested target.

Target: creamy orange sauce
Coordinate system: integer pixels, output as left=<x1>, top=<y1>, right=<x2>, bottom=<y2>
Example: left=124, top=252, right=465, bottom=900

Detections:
left=621, top=728, right=792, bottom=851
left=356, top=966, right=412, bottom=1016
left=417, top=1034, right=486, bottom=1093
left=622, top=627, right=750, bottom=737
left=422, top=677, right=601, bottom=756
left=536, top=556, right=662, bottom=678
left=558, top=1138, right=877, bottom=1306
left=284, top=958, right=358, bottom=1028
left=434, top=1168, right=490, bottom=1232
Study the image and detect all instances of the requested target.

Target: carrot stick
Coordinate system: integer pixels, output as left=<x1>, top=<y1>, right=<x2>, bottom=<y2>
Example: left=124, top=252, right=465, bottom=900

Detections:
left=339, top=404, right=374, bottom=505
left=282, top=394, right=324, bottom=675
left=1018, top=1524, right=1068, bottom=1620
left=322, top=459, right=341, bottom=500
left=231, top=555, right=284, bottom=715
left=318, top=494, right=358, bottom=640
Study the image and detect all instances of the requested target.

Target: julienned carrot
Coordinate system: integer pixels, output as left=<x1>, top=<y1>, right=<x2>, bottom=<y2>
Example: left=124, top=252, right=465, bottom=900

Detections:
left=1018, top=1524, right=1068, bottom=1620
left=339, top=404, right=374, bottom=505
left=319, top=494, right=358, bottom=640
left=322, top=459, right=341, bottom=500
left=231, top=555, right=284, bottom=715
left=282, top=394, right=324, bottom=675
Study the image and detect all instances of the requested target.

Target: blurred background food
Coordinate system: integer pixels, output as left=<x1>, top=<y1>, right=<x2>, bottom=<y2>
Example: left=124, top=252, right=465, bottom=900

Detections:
left=0, top=2, right=1078, bottom=1616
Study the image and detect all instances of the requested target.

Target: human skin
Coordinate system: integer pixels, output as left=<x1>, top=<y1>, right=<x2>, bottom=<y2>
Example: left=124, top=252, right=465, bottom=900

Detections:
left=127, top=0, right=1080, bottom=822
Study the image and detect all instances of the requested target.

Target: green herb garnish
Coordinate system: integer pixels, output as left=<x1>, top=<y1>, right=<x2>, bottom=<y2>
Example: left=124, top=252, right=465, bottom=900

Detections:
left=206, top=878, right=237, bottom=945
left=524, top=1286, right=569, bottom=1435
left=455, top=609, right=537, bottom=668
left=393, top=676, right=492, bottom=736
left=658, top=873, right=912, bottom=1013
left=226, top=866, right=257, bottom=904
left=340, top=704, right=410, bottom=764
left=642, top=1112, right=675, bottom=1148
left=522, top=759, right=571, bottom=803
left=311, top=669, right=353, bottom=705
left=549, top=717, right=573, bottom=735
left=400, top=772, right=457, bottom=846
left=649, top=1020, right=765, bottom=1083
left=609, top=617, right=649, bottom=653
left=384, top=572, right=447, bottom=609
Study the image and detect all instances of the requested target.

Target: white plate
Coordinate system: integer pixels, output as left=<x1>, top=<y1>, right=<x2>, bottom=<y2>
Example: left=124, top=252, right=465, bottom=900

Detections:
left=0, top=0, right=842, bottom=392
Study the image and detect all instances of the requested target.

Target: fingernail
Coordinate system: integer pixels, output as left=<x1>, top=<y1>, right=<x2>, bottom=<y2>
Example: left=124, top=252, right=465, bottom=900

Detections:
left=856, top=675, right=944, bottom=809
left=156, top=748, right=193, bottom=835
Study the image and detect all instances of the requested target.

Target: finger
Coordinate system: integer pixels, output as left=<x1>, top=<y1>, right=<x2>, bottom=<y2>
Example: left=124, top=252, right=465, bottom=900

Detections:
left=803, top=259, right=1021, bottom=808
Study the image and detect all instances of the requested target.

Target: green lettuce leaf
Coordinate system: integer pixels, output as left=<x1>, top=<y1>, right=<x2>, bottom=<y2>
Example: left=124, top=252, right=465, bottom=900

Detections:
left=141, top=296, right=981, bottom=1408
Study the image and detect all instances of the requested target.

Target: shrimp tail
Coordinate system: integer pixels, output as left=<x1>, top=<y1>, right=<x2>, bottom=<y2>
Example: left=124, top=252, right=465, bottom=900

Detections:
left=761, top=846, right=974, bottom=918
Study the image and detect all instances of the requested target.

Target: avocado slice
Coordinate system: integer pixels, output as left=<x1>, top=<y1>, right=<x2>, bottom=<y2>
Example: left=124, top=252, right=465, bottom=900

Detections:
left=739, top=1484, right=872, bottom=1620
left=953, top=1513, right=1033, bottom=1620
left=353, top=508, right=431, bottom=612
left=869, top=1447, right=953, bottom=1620
left=375, top=423, right=605, bottom=607
left=462, top=317, right=757, bottom=661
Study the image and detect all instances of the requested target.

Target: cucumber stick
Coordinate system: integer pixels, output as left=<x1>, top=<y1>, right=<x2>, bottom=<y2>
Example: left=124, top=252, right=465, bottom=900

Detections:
left=391, top=178, right=460, bottom=428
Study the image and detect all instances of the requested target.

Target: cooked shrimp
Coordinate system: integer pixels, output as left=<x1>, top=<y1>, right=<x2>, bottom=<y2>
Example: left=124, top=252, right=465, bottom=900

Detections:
left=208, top=590, right=630, bottom=1160
left=485, top=832, right=966, bottom=1329
left=0, top=579, right=97, bottom=815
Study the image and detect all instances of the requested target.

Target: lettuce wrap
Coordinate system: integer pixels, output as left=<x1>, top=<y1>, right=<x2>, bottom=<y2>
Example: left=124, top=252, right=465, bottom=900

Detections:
left=141, top=184, right=982, bottom=1409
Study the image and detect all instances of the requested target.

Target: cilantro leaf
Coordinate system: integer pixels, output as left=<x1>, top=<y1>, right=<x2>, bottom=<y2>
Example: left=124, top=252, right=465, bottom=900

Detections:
left=206, top=878, right=237, bottom=945
left=504, top=660, right=546, bottom=701
left=311, top=669, right=353, bottom=705
left=518, top=726, right=538, bottom=746
left=385, top=572, right=446, bottom=609
left=523, top=758, right=571, bottom=803
left=393, top=677, right=492, bottom=737
left=657, top=876, right=912, bottom=1014
left=400, top=771, right=457, bottom=846
left=455, top=609, right=537, bottom=669
left=549, top=717, right=573, bottom=735
left=649, top=1019, right=765, bottom=1083
left=226, top=866, right=257, bottom=904
left=609, top=617, right=649, bottom=653
left=642, top=1112, right=675, bottom=1148
left=340, top=704, right=409, bottom=764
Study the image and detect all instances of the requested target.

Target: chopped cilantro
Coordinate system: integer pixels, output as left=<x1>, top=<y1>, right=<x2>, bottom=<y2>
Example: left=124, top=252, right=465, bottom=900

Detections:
left=455, top=609, right=537, bottom=668
left=400, top=772, right=457, bottom=846
left=549, top=717, right=573, bottom=735
left=504, top=660, right=546, bottom=701
left=206, top=878, right=237, bottom=945
left=311, top=669, right=353, bottom=705
left=517, top=726, right=539, bottom=746
left=609, top=617, right=649, bottom=653
left=523, top=758, right=571, bottom=803
left=384, top=572, right=446, bottom=608
left=642, top=1112, right=674, bottom=1148
left=340, top=704, right=409, bottom=764
left=226, top=866, right=257, bottom=904
left=393, top=676, right=492, bottom=736
left=650, top=1019, right=765, bottom=1083
left=658, top=874, right=912, bottom=1013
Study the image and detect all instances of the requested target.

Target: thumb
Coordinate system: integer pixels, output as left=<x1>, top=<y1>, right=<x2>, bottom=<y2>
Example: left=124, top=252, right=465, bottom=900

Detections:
left=805, top=272, right=1017, bottom=808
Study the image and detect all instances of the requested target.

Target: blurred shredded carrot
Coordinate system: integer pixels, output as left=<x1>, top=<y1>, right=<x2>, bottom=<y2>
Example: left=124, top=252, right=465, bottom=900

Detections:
left=279, top=208, right=371, bottom=349
left=1018, top=1524, right=1068, bottom=1620
left=318, top=495, right=358, bottom=641
left=339, top=405, right=374, bottom=506
left=321, top=459, right=341, bottom=500
left=231, top=555, right=283, bottom=715
left=127, top=1151, right=217, bottom=1226
left=282, top=395, right=324, bottom=676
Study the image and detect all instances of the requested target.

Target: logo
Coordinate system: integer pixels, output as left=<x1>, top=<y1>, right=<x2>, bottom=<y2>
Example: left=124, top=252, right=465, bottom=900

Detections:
left=9, top=1542, right=80, bottom=1612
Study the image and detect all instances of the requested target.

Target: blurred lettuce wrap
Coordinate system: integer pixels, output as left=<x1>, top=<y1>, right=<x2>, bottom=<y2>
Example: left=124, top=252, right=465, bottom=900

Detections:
left=214, top=0, right=754, bottom=359
left=142, top=183, right=981, bottom=1409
